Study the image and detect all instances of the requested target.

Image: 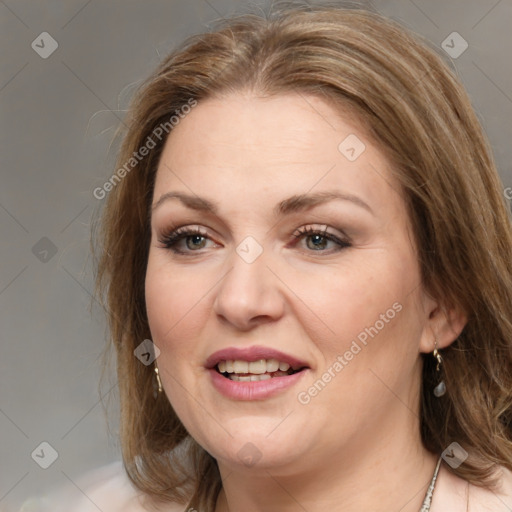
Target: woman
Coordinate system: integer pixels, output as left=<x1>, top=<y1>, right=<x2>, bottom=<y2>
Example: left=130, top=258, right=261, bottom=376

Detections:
left=31, top=3, right=512, bottom=511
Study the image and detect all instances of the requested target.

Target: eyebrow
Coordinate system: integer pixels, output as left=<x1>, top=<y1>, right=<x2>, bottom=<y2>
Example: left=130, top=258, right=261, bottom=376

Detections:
left=276, top=191, right=374, bottom=216
left=151, top=190, right=374, bottom=216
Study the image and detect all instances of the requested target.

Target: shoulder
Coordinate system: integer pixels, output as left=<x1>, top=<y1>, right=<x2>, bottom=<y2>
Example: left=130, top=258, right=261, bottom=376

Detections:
left=433, top=463, right=512, bottom=512
left=469, top=465, right=512, bottom=512
left=19, top=461, right=187, bottom=512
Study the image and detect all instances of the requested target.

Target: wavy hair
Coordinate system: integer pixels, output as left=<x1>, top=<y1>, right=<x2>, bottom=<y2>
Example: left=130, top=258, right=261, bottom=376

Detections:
left=94, top=2, right=512, bottom=509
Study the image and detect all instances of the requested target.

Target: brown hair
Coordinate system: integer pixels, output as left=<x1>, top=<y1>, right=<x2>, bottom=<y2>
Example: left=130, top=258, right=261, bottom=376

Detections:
left=94, top=2, right=512, bottom=509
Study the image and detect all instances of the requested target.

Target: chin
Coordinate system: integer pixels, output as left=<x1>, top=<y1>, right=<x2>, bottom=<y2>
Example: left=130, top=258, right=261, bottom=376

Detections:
left=195, top=415, right=311, bottom=471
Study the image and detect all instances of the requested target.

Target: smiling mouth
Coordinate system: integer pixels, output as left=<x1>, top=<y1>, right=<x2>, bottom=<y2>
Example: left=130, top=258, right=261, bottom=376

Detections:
left=216, top=358, right=307, bottom=382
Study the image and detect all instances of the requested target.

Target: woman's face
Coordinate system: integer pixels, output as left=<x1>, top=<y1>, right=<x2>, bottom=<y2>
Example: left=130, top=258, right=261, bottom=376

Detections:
left=145, top=92, right=435, bottom=473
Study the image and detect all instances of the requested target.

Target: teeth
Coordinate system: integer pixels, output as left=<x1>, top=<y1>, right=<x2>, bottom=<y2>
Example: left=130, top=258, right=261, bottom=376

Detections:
left=248, top=359, right=266, bottom=374
left=266, top=358, right=279, bottom=372
left=250, top=374, right=271, bottom=381
left=217, top=358, right=297, bottom=375
left=230, top=374, right=272, bottom=382
left=233, top=360, right=249, bottom=373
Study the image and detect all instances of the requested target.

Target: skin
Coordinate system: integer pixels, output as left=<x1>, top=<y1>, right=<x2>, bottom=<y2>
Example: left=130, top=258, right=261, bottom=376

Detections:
left=145, top=92, right=467, bottom=512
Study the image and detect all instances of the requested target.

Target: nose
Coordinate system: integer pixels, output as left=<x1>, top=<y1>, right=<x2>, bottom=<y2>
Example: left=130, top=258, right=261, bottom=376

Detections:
left=212, top=245, right=285, bottom=331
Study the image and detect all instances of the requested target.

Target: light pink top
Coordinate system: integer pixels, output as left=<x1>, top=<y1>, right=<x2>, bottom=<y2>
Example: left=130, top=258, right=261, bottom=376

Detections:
left=18, top=460, right=512, bottom=511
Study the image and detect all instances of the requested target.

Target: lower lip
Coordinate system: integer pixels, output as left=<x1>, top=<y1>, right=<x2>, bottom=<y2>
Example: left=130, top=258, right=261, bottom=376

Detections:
left=209, top=368, right=308, bottom=400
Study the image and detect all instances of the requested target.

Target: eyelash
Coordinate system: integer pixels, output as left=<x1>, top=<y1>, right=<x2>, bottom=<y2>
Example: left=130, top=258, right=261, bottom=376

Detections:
left=292, top=225, right=351, bottom=252
left=157, top=225, right=351, bottom=255
left=158, top=226, right=210, bottom=254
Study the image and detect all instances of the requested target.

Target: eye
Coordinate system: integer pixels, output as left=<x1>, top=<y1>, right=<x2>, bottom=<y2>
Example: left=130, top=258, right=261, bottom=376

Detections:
left=157, top=226, right=217, bottom=254
left=292, top=225, right=351, bottom=252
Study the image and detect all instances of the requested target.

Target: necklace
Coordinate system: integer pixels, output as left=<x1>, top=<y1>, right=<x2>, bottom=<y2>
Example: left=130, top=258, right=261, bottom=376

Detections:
left=419, top=456, right=442, bottom=512
left=216, top=455, right=468, bottom=512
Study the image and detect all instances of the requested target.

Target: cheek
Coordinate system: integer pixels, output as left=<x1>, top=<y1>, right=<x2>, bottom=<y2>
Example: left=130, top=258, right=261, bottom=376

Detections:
left=288, top=255, right=407, bottom=346
left=290, top=250, right=423, bottom=393
left=145, top=255, right=209, bottom=353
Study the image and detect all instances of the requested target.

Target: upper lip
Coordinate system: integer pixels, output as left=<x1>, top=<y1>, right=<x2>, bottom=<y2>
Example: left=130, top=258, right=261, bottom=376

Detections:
left=205, top=345, right=310, bottom=371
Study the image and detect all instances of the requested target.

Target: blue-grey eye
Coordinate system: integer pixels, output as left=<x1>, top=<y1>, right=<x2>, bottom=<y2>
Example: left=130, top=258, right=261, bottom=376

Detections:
left=306, top=234, right=329, bottom=250
left=186, top=235, right=207, bottom=250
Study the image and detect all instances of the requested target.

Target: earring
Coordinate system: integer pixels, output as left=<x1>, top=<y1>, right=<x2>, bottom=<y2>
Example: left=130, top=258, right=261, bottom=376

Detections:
left=154, top=365, right=163, bottom=395
left=432, top=340, right=446, bottom=397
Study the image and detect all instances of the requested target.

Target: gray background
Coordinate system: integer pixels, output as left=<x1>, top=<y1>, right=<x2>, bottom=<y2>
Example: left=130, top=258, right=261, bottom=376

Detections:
left=1, top=0, right=511, bottom=509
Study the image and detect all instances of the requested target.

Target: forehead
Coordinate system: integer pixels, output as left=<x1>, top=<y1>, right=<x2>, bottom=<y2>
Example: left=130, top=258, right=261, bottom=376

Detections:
left=153, top=92, right=400, bottom=214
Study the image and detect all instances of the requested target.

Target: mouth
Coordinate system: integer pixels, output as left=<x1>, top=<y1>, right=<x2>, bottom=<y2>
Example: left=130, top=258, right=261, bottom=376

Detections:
left=215, top=358, right=307, bottom=381
left=205, top=346, right=310, bottom=399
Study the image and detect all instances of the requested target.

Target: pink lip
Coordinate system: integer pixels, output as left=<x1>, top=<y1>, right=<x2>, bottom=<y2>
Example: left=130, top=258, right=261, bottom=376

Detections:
left=205, top=345, right=309, bottom=370
left=209, top=367, right=309, bottom=401
left=205, top=345, right=310, bottom=401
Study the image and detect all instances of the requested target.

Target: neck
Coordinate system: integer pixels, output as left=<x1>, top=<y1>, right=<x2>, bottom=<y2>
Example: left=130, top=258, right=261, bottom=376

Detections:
left=214, top=416, right=438, bottom=512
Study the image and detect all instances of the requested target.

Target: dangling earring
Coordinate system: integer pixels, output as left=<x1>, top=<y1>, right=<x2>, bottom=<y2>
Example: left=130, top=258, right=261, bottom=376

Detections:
left=432, top=339, right=446, bottom=397
left=154, top=365, right=163, bottom=396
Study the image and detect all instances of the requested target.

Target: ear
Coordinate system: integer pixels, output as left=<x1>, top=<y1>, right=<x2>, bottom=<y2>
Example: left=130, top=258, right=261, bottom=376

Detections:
left=419, top=297, right=468, bottom=353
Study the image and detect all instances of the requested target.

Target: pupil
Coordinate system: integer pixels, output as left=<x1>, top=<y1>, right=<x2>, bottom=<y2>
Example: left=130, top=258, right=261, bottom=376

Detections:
left=308, top=234, right=326, bottom=250
left=187, top=235, right=205, bottom=249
